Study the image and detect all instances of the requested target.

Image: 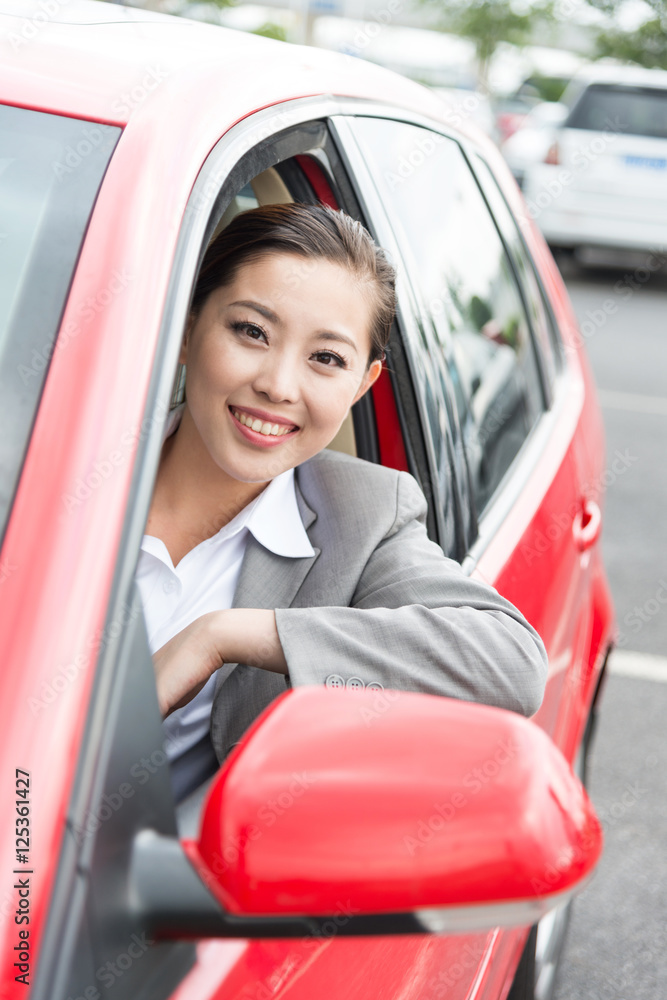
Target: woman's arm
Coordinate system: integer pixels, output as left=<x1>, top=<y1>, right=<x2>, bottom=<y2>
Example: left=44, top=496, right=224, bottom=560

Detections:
left=154, top=470, right=548, bottom=720
left=153, top=608, right=286, bottom=717
left=273, top=471, right=549, bottom=717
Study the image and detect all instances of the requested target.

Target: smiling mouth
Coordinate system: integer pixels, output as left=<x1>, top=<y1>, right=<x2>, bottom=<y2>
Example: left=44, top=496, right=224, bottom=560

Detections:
left=230, top=407, right=298, bottom=438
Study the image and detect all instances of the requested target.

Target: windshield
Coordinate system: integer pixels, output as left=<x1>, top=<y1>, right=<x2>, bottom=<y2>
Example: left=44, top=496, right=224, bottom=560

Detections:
left=567, top=84, right=667, bottom=140
left=0, top=105, right=120, bottom=543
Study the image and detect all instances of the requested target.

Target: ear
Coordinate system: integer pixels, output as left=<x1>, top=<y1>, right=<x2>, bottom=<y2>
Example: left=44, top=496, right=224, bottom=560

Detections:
left=352, top=358, right=383, bottom=405
left=179, top=313, right=196, bottom=365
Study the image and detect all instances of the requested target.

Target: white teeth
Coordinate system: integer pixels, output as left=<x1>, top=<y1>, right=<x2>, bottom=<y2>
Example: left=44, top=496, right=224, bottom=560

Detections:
left=232, top=409, right=295, bottom=437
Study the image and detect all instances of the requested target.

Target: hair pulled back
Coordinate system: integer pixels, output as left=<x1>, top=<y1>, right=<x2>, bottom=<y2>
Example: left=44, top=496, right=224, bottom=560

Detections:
left=190, top=202, right=396, bottom=367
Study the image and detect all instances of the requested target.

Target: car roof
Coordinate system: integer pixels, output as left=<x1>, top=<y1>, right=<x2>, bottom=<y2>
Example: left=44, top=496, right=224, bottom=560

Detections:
left=570, top=60, right=667, bottom=91
left=0, top=0, right=454, bottom=128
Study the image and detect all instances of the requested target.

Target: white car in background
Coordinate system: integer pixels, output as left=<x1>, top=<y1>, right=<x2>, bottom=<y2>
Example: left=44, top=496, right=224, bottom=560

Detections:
left=522, top=64, right=667, bottom=256
left=500, top=101, right=569, bottom=189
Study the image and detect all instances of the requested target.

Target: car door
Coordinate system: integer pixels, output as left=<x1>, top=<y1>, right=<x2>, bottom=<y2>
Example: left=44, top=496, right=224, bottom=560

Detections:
left=329, top=110, right=614, bottom=998
left=15, top=97, right=482, bottom=1000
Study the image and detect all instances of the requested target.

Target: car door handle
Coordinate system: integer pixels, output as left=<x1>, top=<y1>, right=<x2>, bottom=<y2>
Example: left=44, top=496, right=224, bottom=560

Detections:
left=572, top=499, right=602, bottom=551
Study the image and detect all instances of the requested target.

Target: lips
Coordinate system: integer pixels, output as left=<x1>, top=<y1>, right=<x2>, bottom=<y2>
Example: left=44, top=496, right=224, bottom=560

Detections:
left=229, top=406, right=299, bottom=439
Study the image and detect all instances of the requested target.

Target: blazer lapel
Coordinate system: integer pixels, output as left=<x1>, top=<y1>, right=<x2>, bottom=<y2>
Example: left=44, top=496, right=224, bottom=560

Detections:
left=212, top=479, right=320, bottom=693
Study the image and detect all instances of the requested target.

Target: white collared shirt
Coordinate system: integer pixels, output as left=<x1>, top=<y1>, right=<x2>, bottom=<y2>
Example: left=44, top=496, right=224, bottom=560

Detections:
left=135, top=404, right=315, bottom=764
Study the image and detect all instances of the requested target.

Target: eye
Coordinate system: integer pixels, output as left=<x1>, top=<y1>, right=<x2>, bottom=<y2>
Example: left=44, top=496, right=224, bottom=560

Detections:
left=230, top=320, right=268, bottom=343
left=312, top=350, right=348, bottom=369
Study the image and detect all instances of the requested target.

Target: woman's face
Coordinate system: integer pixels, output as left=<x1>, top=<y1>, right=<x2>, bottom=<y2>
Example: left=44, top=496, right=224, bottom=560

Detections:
left=179, top=252, right=383, bottom=484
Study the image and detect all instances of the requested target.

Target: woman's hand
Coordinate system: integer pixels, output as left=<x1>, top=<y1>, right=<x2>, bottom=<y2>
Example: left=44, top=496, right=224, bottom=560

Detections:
left=153, top=609, right=288, bottom=718
left=153, top=611, right=224, bottom=717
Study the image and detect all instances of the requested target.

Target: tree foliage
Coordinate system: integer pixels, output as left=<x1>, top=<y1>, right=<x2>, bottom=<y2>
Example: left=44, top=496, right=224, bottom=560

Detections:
left=583, top=0, right=667, bottom=68
left=416, top=0, right=554, bottom=90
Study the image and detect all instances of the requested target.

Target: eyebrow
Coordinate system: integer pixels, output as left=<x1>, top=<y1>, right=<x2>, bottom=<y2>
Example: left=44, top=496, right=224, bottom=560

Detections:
left=230, top=300, right=280, bottom=323
left=315, top=331, right=358, bottom=353
left=229, top=300, right=359, bottom=353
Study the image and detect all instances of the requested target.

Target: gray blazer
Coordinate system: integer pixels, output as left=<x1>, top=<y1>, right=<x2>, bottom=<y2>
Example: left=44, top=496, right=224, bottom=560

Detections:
left=209, top=448, right=548, bottom=763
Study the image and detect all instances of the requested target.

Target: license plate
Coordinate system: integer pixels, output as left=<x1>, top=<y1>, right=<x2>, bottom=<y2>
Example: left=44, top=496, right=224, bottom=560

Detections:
left=624, top=154, right=667, bottom=170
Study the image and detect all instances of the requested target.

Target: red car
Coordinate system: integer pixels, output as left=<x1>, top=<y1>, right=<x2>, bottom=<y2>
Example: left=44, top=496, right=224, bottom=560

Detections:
left=0, top=3, right=615, bottom=1000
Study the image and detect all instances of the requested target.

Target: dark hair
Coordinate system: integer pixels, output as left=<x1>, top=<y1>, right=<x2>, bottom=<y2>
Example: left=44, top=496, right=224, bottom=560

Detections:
left=190, top=202, right=396, bottom=367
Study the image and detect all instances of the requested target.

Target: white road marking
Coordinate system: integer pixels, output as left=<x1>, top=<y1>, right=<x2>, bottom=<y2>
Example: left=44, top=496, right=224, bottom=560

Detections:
left=597, top=389, right=667, bottom=417
left=608, top=649, right=667, bottom=683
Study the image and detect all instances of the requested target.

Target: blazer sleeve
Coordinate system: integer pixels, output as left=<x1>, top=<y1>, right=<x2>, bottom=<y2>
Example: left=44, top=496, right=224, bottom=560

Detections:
left=274, top=470, right=549, bottom=717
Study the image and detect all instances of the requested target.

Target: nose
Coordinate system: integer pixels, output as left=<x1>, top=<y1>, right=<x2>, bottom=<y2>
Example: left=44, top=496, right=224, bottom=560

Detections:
left=252, top=348, right=300, bottom=404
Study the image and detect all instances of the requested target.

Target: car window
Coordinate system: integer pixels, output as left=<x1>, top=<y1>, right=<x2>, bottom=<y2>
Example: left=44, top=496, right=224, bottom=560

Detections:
left=567, top=84, right=667, bottom=140
left=0, top=105, right=119, bottom=543
left=349, top=117, right=545, bottom=517
left=471, top=152, right=563, bottom=387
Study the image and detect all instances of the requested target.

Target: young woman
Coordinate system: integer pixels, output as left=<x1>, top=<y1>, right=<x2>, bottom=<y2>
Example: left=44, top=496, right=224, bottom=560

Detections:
left=138, top=202, right=548, bottom=798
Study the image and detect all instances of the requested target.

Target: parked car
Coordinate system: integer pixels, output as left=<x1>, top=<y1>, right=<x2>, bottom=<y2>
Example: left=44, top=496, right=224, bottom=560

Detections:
left=522, top=63, right=667, bottom=255
left=501, top=101, right=569, bottom=188
left=0, top=3, right=615, bottom=1000
left=492, top=94, right=539, bottom=146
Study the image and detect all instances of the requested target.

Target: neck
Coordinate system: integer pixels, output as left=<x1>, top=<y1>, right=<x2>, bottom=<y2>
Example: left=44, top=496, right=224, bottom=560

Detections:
left=146, top=406, right=269, bottom=561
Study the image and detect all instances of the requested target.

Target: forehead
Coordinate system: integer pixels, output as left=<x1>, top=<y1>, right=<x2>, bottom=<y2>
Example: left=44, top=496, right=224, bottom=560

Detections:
left=229, top=251, right=355, bottom=290
left=222, top=252, right=375, bottom=339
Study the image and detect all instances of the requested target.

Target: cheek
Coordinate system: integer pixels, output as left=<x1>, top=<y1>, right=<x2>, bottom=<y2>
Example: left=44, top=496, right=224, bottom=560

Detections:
left=193, top=338, right=253, bottom=391
left=304, top=378, right=359, bottom=432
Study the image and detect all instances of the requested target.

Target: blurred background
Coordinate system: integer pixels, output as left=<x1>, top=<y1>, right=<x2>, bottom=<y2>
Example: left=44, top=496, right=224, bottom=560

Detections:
left=103, top=0, right=667, bottom=995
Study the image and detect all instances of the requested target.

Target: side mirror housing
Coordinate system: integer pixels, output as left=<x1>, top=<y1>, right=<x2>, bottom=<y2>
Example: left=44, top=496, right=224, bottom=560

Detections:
left=181, top=688, right=601, bottom=933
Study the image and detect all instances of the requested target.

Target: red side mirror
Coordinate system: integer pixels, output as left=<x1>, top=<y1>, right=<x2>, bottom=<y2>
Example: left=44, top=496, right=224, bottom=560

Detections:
left=183, top=688, right=602, bottom=932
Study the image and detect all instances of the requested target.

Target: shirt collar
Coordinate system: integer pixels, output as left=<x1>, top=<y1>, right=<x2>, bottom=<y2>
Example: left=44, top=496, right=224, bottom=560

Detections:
left=159, top=404, right=315, bottom=559
left=246, top=467, right=315, bottom=558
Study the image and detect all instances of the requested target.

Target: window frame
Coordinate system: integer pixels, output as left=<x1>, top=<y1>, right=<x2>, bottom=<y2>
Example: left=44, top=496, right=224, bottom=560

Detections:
left=325, top=104, right=577, bottom=572
left=335, top=112, right=553, bottom=550
left=468, top=151, right=566, bottom=391
left=35, top=96, right=396, bottom=1000
left=330, top=114, right=466, bottom=558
